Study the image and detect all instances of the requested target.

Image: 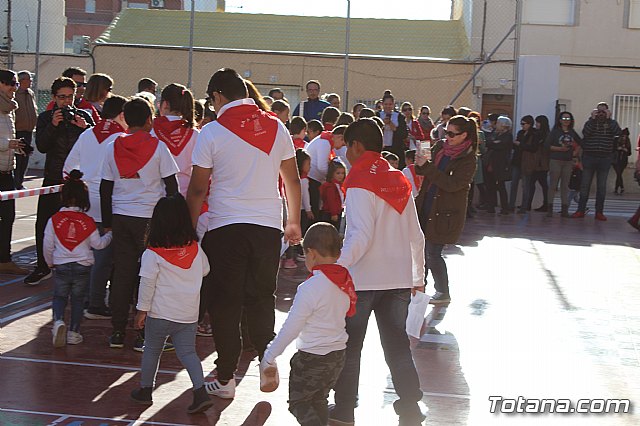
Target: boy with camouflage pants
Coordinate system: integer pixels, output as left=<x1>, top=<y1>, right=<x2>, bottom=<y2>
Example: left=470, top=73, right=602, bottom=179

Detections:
left=260, top=223, right=357, bottom=425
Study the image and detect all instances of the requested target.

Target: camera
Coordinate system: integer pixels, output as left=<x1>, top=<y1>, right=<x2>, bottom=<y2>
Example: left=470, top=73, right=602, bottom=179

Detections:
left=61, top=105, right=77, bottom=122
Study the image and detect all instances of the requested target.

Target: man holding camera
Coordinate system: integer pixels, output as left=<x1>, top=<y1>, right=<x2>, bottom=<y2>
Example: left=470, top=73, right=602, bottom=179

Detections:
left=572, top=102, right=621, bottom=221
left=24, top=77, right=94, bottom=285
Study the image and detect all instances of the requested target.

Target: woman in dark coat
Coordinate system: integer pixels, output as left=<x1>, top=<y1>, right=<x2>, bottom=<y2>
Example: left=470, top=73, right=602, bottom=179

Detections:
left=415, top=115, right=477, bottom=304
left=613, top=128, right=632, bottom=194
left=484, top=116, right=513, bottom=214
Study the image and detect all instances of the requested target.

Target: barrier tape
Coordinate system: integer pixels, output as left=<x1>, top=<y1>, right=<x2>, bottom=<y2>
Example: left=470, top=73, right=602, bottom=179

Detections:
left=0, top=185, right=63, bottom=201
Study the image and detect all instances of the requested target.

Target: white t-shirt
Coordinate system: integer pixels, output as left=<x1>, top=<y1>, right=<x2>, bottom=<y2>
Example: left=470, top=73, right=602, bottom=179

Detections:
left=43, top=207, right=113, bottom=266
left=339, top=188, right=425, bottom=290
left=300, top=177, right=311, bottom=212
left=101, top=137, right=179, bottom=218
left=137, top=244, right=210, bottom=323
left=402, top=167, right=420, bottom=198
left=151, top=115, right=199, bottom=197
left=306, top=135, right=332, bottom=182
left=191, top=98, right=296, bottom=232
left=262, top=269, right=349, bottom=364
left=64, top=127, right=124, bottom=222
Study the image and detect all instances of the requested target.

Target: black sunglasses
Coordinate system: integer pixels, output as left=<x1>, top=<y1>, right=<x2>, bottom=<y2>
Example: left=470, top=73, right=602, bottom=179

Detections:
left=445, top=130, right=463, bottom=138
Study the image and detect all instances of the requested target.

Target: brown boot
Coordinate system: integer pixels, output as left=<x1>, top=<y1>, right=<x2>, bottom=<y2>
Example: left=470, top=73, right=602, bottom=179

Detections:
left=0, top=262, right=29, bottom=275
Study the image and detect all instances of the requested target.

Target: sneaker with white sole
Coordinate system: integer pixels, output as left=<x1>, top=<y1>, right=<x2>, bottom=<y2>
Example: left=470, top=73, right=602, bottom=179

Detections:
left=204, top=378, right=236, bottom=399
left=52, top=320, right=66, bottom=347
left=259, top=359, right=279, bottom=392
left=67, top=331, right=83, bottom=345
left=429, top=291, right=451, bottom=304
left=84, top=306, right=112, bottom=320
left=24, top=268, right=52, bottom=286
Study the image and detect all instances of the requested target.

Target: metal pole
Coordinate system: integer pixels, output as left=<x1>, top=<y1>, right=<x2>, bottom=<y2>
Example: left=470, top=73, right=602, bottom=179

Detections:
left=187, top=0, right=195, bottom=89
left=6, top=0, right=13, bottom=69
left=513, top=0, right=523, bottom=121
left=34, top=0, right=42, bottom=104
left=449, top=24, right=516, bottom=106
left=343, top=0, right=350, bottom=109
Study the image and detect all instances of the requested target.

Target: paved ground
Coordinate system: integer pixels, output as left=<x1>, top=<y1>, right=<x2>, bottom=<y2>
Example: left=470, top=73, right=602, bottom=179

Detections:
left=1, top=172, right=639, bottom=425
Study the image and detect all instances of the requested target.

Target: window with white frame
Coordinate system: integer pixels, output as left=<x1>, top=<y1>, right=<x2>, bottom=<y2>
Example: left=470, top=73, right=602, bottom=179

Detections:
left=522, top=0, right=576, bottom=26
left=85, top=0, right=96, bottom=13
left=628, top=0, right=640, bottom=28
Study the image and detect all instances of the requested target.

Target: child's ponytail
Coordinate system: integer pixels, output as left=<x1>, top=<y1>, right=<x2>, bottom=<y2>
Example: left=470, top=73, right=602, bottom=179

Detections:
left=61, top=169, right=90, bottom=211
left=160, top=83, right=195, bottom=129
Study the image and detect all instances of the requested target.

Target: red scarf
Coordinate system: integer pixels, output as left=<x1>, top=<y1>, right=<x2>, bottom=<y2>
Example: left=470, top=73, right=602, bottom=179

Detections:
left=51, top=211, right=97, bottom=251
left=434, top=139, right=473, bottom=167
left=310, top=264, right=357, bottom=317
left=149, top=242, right=198, bottom=269
left=153, top=116, right=195, bottom=156
left=93, top=119, right=124, bottom=144
left=408, top=164, right=424, bottom=191
left=321, top=131, right=336, bottom=160
left=292, top=138, right=306, bottom=150
left=343, top=151, right=412, bottom=214
left=114, top=131, right=159, bottom=179
left=217, top=103, right=278, bottom=155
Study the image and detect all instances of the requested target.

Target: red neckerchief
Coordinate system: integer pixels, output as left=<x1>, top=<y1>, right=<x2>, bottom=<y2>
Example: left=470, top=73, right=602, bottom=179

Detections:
left=320, top=131, right=336, bottom=160
left=324, top=123, right=334, bottom=131
left=149, top=242, right=198, bottom=269
left=408, top=164, right=424, bottom=191
left=217, top=103, right=278, bottom=155
left=93, top=119, right=124, bottom=144
left=293, top=138, right=306, bottom=150
left=51, top=211, right=97, bottom=251
left=113, top=131, right=159, bottom=179
left=153, top=116, right=195, bottom=156
left=200, top=201, right=209, bottom=216
left=343, top=151, right=412, bottom=214
left=309, top=264, right=357, bottom=317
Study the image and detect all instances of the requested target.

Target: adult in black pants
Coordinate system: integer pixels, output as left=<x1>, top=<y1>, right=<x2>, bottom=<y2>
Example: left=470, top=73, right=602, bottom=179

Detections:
left=14, top=70, right=37, bottom=190
left=484, top=116, right=513, bottom=215
left=187, top=69, right=301, bottom=398
left=25, top=77, right=94, bottom=286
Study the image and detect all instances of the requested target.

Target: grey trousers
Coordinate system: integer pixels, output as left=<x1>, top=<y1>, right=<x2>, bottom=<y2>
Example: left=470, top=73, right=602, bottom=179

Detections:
left=140, top=316, right=204, bottom=390
left=548, top=159, right=573, bottom=206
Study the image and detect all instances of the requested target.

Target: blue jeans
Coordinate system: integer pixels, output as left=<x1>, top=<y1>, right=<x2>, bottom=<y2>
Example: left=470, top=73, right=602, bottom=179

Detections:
left=140, top=317, right=204, bottom=390
left=425, top=242, right=448, bottom=295
left=52, top=263, right=91, bottom=332
left=333, top=288, right=423, bottom=420
left=88, top=222, right=113, bottom=309
left=577, top=153, right=613, bottom=214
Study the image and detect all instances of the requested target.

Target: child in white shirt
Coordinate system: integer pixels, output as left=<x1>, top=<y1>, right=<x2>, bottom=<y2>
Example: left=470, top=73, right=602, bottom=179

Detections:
left=130, top=194, right=212, bottom=414
left=261, top=223, right=356, bottom=425
left=44, top=170, right=113, bottom=347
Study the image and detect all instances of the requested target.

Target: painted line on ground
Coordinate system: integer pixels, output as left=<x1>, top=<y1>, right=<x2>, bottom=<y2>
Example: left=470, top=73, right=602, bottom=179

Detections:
left=0, top=276, right=26, bottom=287
left=10, top=235, right=36, bottom=244
left=46, top=415, right=69, bottom=426
left=0, top=302, right=51, bottom=324
left=0, top=408, right=194, bottom=426
left=0, top=355, right=180, bottom=375
left=0, top=291, right=51, bottom=314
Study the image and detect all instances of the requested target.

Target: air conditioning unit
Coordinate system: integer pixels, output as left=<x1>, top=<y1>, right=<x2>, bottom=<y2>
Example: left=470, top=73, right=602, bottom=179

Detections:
left=150, top=0, right=165, bottom=8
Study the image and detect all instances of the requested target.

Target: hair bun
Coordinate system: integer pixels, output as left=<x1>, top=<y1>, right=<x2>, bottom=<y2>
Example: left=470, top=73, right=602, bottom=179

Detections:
left=68, top=169, right=84, bottom=181
left=383, top=90, right=392, bottom=96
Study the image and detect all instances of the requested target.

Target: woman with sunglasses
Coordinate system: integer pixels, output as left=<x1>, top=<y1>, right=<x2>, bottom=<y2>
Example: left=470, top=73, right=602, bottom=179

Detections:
left=401, top=102, right=425, bottom=151
left=414, top=115, right=477, bottom=305
left=484, top=116, right=513, bottom=214
left=545, top=111, right=582, bottom=217
left=0, top=69, right=29, bottom=275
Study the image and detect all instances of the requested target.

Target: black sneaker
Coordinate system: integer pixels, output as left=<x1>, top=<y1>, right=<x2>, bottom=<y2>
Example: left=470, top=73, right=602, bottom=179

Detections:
left=84, top=306, right=112, bottom=320
left=133, top=333, right=145, bottom=352
left=187, top=386, right=213, bottom=414
left=163, top=338, right=175, bottom=352
left=24, top=268, right=52, bottom=286
left=131, top=387, right=153, bottom=405
left=328, top=404, right=355, bottom=425
left=429, top=292, right=451, bottom=305
left=109, top=331, right=125, bottom=348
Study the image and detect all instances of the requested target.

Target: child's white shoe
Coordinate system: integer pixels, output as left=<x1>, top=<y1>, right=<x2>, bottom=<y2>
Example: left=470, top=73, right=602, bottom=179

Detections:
left=67, top=331, right=83, bottom=345
left=204, top=378, right=236, bottom=399
left=52, top=320, right=66, bottom=347
left=259, top=359, right=279, bottom=392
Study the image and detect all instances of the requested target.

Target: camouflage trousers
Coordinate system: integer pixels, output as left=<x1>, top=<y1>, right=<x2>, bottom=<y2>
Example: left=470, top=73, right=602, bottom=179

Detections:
left=288, top=349, right=346, bottom=426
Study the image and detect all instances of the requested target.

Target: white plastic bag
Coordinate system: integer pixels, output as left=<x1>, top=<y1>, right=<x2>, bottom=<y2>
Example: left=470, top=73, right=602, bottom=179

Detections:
left=406, top=292, right=430, bottom=338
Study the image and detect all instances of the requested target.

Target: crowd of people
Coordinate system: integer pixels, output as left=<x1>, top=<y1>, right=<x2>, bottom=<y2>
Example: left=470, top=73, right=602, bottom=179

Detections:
left=0, top=64, right=639, bottom=424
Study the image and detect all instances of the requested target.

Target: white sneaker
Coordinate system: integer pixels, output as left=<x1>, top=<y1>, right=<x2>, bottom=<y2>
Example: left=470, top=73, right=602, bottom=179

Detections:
left=205, top=378, right=236, bottom=399
left=52, top=320, right=66, bottom=347
left=259, top=359, right=279, bottom=392
left=67, top=331, right=83, bottom=345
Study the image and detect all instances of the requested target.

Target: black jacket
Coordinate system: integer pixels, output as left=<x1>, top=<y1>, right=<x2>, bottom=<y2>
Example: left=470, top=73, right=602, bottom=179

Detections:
left=35, top=108, right=94, bottom=184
